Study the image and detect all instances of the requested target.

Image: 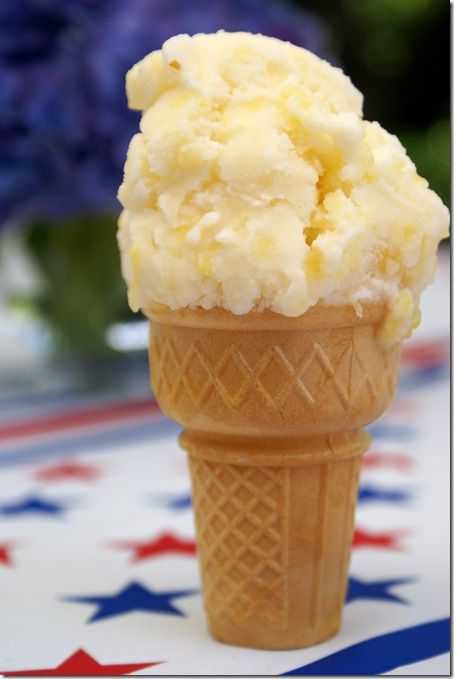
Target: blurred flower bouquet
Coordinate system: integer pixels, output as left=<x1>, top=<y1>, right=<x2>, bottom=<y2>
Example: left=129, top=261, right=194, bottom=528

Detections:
left=0, top=0, right=328, bottom=355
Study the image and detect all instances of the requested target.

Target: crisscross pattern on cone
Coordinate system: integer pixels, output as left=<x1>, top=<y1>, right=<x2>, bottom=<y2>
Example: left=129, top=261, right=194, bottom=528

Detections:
left=182, top=432, right=364, bottom=649
left=189, top=458, right=289, bottom=631
left=145, top=304, right=401, bottom=649
left=147, top=305, right=400, bottom=436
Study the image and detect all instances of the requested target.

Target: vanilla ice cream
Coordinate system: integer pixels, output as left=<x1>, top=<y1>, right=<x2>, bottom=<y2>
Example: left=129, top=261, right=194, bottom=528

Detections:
left=117, top=31, right=449, bottom=344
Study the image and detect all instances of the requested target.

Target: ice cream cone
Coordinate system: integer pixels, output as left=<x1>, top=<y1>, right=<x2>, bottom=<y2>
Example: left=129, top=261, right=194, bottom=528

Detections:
left=145, top=303, right=401, bottom=650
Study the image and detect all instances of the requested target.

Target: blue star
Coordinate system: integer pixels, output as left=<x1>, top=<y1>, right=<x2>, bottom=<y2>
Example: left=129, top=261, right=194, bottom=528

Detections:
left=346, top=576, right=415, bottom=605
left=359, top=485, right=412, bottom=504
left=152, top=493, right=192, bottom=511
left=0, top=495, right=68, bottom=518
left=166, top=494, right=192, bottom=511
left=64, top=581, right=199, bottom=622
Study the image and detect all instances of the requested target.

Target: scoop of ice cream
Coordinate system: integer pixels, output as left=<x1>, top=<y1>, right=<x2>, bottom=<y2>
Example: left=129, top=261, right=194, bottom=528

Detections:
left=117, top=31, right=449, bottom=344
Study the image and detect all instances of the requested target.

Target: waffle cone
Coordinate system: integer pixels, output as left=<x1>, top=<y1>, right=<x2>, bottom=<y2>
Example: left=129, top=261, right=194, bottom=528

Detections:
left=145, top=304, right=400, bottom=649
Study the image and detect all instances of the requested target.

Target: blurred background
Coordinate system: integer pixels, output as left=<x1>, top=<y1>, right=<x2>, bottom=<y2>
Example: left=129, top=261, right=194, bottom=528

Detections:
left=0, top=0, right=450, bottom=399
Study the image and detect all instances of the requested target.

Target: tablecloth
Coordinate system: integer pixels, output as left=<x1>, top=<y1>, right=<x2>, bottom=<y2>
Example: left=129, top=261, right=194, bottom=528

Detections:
left=0, top=254, right=449, bottom=676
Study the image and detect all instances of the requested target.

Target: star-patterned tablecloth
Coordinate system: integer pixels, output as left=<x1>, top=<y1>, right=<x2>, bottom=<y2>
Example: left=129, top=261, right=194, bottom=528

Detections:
left=0, top=254, right=450, bottom=676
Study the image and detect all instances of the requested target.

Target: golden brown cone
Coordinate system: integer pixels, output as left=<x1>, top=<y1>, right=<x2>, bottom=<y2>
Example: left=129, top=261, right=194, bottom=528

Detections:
left=145, top=303, right=401, bottom=649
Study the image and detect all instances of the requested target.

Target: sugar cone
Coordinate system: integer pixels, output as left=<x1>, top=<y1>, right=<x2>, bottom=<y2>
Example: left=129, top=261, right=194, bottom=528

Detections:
left=145, top=304, right=401, bottom=650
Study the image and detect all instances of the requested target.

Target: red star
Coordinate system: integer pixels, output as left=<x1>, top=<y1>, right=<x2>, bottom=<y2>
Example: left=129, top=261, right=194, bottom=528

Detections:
left=34, top=461, right=101, bottom=482
left=353, top=527, right=408, bottom=550
left=110, top=532, right=196, bottom=563
left=362, top=451, right=413, bottom=471
left=0, top=542, right=15, bottom=567
left=3, top=649, right=162, bottom=676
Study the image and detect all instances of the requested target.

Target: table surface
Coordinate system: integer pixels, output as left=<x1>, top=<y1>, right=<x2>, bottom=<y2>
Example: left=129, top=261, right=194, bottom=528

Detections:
left=0, top=254, right=449, bottom=676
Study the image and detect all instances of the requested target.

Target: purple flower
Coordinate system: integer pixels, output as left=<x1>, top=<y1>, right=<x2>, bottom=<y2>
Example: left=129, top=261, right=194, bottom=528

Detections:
left=0, top=0, right=330, bottom=226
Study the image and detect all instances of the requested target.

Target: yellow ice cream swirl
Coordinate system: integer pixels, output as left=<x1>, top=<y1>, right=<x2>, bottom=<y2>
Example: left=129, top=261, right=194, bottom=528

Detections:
left=117, top=31, right=449, bottom=345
